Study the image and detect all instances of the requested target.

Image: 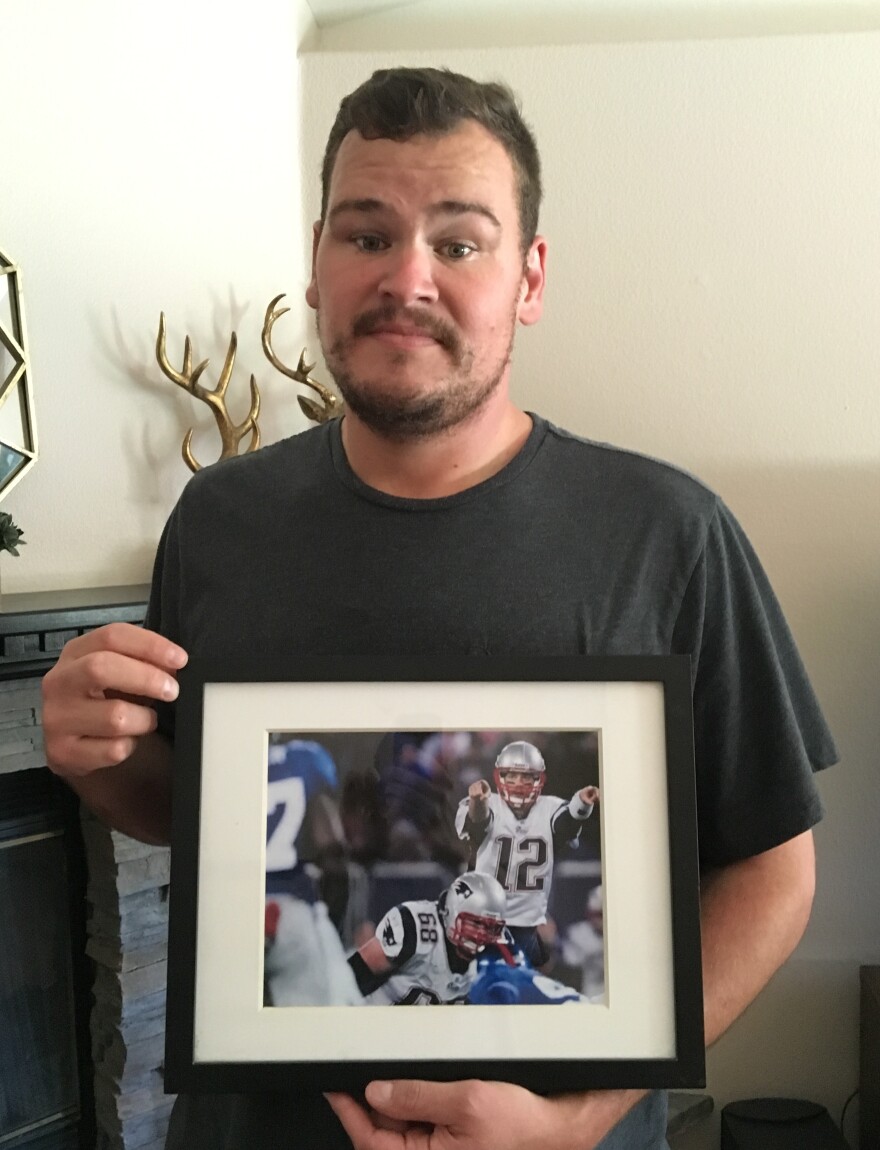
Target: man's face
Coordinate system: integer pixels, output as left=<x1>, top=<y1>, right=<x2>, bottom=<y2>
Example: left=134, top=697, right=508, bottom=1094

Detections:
left=306, top=120, right=546, bottom=439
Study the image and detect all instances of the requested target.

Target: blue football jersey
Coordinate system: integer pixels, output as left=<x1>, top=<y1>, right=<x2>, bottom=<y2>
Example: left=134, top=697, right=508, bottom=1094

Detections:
left=467, top=952, right=584, bottom=1005
left=266, top=740, right=338, bottom=893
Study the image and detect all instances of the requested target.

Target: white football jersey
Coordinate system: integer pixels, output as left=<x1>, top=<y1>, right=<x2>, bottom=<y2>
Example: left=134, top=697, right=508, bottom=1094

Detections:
left=365, top=900, right=475, bottom=1006
left=455, top=793, right=568, bottom=925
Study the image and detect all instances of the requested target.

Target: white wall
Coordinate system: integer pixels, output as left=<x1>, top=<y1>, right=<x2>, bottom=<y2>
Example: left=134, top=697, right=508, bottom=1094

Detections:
left=1, top=0, right=317, bottom=591
left=299, top=31, right=880, bottom=1145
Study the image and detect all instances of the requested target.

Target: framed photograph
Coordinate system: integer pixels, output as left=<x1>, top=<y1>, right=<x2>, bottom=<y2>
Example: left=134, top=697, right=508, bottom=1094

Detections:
left=165, top=655, right=704, bottom=1094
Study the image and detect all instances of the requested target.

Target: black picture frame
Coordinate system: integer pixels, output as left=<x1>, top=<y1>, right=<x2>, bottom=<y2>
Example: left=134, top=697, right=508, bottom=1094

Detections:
left=165, top=655, right=704, bottom=1094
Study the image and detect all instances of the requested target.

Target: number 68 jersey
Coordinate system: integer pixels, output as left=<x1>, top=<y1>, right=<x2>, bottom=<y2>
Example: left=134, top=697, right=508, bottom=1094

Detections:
left=455, top=793, right=571, bottom=926
left=364, top=900, right=475, bottom=1006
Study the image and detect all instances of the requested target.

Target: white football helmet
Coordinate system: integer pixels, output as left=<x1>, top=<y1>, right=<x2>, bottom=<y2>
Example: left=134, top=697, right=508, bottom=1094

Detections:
left=438, top=872, right=507, bottom=958
left=494, top=740, right=546, bottom=813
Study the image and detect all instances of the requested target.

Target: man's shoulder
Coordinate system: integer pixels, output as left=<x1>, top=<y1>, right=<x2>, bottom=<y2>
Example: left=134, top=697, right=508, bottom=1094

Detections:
left=534, top=415, right=719, bottom=522
left=179, top=423, right=333, bottom=503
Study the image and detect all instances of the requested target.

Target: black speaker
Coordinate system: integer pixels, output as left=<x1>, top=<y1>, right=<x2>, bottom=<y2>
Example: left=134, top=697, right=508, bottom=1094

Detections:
left=721, top=1098, right=849, bottom=1150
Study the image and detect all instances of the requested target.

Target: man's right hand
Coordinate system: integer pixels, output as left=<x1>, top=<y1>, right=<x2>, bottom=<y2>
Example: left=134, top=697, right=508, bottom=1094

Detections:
left=42, top=622, right=187, bottom=780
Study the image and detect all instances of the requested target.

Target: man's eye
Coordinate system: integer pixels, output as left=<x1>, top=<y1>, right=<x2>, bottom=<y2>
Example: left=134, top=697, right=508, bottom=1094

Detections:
left=353, top=235, right=388, bottom=252
left=441, top=242, right=476, bottom=260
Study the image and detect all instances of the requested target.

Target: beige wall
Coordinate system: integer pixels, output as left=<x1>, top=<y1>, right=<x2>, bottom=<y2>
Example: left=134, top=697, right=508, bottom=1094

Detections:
left=299, top=30, right=879, bottom=1145
left=3, top=2, right=878, bottom=1143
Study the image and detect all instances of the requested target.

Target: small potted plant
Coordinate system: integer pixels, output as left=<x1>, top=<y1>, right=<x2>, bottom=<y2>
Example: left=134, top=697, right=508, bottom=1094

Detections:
left=0, top=512, right=25, bottom=556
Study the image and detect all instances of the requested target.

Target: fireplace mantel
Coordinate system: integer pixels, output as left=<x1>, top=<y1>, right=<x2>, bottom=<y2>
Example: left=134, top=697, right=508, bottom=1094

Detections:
left=0, top=584, right=151, bottom=679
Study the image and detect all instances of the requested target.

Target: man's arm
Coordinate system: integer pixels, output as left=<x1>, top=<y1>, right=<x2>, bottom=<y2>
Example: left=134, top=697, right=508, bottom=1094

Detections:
left=328, top=829, right=817, bottom=1150
left=456, top=779, right=492, bottom=848
left=699, top=827, right=815, bottom=1044
left=550, top=784, right=599, bottom=844
left=42, top=623, right=187, bottom=845
left=348, top=935, right=397, bottom=997
left=64, top=732, right=174, bottom=845
left=348, top=906, right=417, bottom=996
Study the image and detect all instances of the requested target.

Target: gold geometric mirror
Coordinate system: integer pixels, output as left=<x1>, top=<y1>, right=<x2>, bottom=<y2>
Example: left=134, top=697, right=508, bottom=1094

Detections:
left=0, top=249, right=38, bottom=497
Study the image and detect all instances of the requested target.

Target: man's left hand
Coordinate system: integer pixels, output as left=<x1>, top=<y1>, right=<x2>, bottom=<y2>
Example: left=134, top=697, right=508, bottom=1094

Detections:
left=578, top=785, right=600, bottom=806
left=326, top=1079, right=635, bottom=1150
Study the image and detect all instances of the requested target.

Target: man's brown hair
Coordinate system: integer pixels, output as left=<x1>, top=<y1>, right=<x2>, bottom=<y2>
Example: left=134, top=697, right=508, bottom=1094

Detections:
left=321, top=67, right=542, bottom=254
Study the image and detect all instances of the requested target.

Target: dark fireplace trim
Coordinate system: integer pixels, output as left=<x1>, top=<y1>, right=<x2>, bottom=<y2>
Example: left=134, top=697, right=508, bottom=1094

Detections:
left=0, top=585, right=150, bottom=682
left=1, top=585, right=158, bottom=1150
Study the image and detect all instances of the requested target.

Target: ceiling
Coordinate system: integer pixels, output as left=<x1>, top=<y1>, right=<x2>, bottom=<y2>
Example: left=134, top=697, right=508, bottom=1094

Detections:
left=305, top=0, right=422, bottom=26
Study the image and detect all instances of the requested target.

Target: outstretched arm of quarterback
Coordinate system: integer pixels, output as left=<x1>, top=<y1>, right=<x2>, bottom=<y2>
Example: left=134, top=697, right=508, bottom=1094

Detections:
left=456, top=780, right=492, bottom=846
left=328, top=830, right=816, bottom=1150
left=550, top=785, right=599, bottom=845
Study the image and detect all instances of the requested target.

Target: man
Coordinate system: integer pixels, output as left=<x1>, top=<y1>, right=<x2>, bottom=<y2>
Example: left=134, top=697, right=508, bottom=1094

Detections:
left=42, top=66, right=836, bottom=1150
left=455, top=740, right=599, bottom=964
left=350, top=871, right=508, bottom=1005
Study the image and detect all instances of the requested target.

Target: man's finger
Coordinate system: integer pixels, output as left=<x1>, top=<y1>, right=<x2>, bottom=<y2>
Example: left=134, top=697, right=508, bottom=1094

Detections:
left=365, top=1078, right=470, bottom=1125
left=59, top=622, right=187, bottom=672
left=324, top=1093, right=374, bottom=1144
left=69, top=650, right=181, bottom=704
left=324, top=1093, right=420, bottom=1149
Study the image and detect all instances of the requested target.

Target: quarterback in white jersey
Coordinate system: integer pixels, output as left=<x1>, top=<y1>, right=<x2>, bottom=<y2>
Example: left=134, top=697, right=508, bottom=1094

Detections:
left=455, top=741, right=599, bottom=964
left=348, top=872, right=509, bottom=1006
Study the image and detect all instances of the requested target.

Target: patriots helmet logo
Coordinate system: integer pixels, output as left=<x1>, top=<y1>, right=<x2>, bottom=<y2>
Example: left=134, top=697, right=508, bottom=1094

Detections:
left=382, top=920, right=396, bottom=947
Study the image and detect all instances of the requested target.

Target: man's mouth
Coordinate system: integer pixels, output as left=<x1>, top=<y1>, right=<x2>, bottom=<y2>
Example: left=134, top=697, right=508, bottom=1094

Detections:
left=366, top=326, right=440, bottom=348
left=352, top=308, right=457, bottom=355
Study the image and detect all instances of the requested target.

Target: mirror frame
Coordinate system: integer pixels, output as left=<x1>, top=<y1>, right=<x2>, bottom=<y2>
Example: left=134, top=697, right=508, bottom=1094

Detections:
left=0, top=248, right=38, bottom=499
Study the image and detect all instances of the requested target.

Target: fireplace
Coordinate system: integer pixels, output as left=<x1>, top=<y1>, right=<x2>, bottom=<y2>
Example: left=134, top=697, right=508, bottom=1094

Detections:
left=0, top=587, right=172, bottom=1150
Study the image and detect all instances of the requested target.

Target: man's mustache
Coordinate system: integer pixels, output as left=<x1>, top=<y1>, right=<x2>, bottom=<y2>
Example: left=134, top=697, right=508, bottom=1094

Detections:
left=351, top=306, right=462, bottom=357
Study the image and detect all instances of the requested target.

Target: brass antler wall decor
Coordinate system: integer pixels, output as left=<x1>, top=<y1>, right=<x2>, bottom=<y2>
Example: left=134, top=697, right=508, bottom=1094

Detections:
left=155, top=313, right=261, bottom=472
left=262, top=293, right=342, bottom=424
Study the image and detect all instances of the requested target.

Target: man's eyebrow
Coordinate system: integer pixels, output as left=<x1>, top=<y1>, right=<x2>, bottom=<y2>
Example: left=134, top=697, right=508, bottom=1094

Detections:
left=428, top=200, right=502, bottom=229
left=327, top=198, right=502, bottom=229
left=327, top=198, right=386, bottom=221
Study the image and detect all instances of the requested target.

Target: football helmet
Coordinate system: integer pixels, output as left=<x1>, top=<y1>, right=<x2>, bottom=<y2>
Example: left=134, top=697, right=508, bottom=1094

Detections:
left=438, top=872, right=507, bottom=958
left=586, top=884, right=604, bottom=930
left=494, top=740, right=546, bottom=813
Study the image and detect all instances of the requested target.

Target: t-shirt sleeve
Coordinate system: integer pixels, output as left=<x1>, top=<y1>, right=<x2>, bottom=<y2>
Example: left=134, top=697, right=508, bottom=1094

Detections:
left=673, top=497, right=838, bottom=868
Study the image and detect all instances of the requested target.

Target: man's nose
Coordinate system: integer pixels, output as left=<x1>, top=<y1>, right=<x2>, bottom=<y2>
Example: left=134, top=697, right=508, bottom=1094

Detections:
left=377, top=243, right=439, bottom=306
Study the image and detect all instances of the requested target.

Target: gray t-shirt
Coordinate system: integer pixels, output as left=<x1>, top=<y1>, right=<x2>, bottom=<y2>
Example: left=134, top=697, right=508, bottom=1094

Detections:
left=151, top=414, right=836, bottom=1149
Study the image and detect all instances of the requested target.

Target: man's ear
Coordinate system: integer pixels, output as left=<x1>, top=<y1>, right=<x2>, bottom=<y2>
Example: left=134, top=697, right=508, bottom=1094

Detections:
left=517, top=236, right=547, bottom=327
left=305, top=221, right=323, bottom=310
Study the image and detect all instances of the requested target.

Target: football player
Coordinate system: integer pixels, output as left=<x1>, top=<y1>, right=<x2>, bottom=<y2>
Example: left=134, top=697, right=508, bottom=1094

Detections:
left=348, top=872, right=510, bottom=1005
left=560, top=883, right=605, bottom=1001
left=264, top=738, right=362, bottom=1006
left=467, top=950, right=585, bottom=1006
left=455, top=740, right=599, bottom=965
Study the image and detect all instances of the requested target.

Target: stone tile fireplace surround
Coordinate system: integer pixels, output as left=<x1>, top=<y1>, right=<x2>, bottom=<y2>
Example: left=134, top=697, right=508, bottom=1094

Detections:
left=0, top=586, right=172, bottom=1150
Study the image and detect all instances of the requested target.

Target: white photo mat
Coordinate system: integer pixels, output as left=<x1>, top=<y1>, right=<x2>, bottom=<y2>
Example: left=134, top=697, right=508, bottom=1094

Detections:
left=193, top=678, right=675, bottom=1065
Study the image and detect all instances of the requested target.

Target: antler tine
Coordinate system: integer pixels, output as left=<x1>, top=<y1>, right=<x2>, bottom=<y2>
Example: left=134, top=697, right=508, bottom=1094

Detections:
left=181, top=428, right=199, bottom=473
left=296, top=349, right=317, bottom=377
left=245, top=374, right=262, bottom=452
left=213, top=330, right=237, bottom=399
left=262, top=294, right=300, bottom=381
left=156, top=312, right=190, bottom=388
left=182, top=334, right=236, bottom=408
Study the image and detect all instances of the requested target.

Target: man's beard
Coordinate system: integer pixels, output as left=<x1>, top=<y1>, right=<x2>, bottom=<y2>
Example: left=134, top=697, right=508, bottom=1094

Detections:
left=317, top=303, right=517, bottom=441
